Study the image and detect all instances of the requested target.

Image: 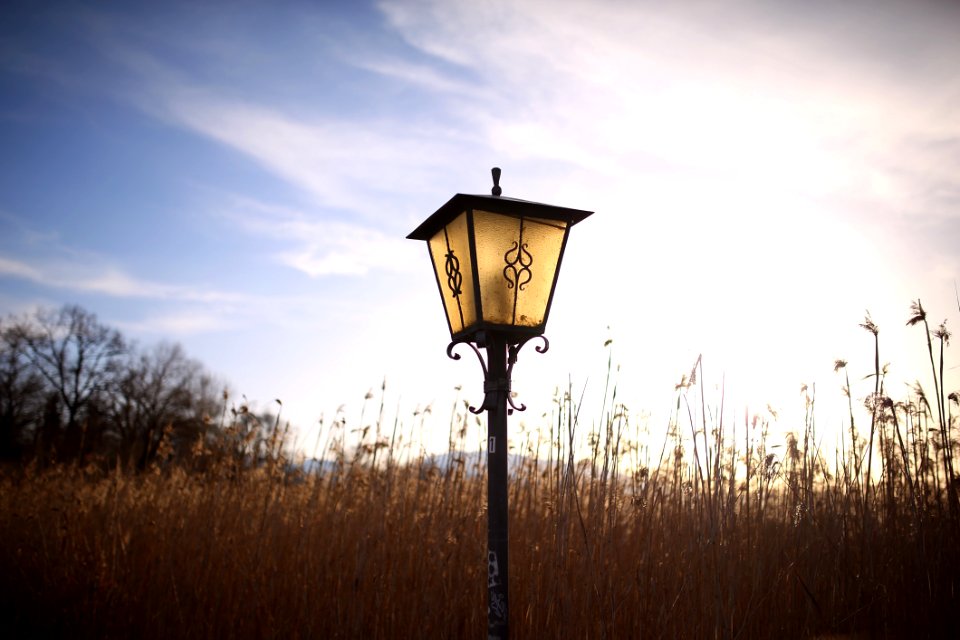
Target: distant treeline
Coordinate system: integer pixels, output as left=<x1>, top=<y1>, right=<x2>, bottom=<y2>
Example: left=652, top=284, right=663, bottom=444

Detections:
left=0, top=304, right=282, bottom=470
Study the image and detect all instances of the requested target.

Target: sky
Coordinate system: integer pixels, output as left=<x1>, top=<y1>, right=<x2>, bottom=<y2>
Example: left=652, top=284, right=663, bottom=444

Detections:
left=2, top=0, right=958, bottom=459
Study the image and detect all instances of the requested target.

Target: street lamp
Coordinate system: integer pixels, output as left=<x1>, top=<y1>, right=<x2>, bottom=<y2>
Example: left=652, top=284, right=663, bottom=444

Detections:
left=408, top=168, right=592, bottom=639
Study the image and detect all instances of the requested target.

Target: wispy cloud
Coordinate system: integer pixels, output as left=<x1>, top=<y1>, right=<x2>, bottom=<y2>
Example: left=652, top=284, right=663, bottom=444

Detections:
left=0, top=237, right=248, bottom=305
left=115, top=310, right=238, bottom=336
left=349, top=56, right=477, bottom=96
left=0, top=251, right=250, bottom=337
left=219, top=196, right=417, bottom=278
left=110, top=48, right=470, bottom=222
left=0, top=256, right=44, bottom=282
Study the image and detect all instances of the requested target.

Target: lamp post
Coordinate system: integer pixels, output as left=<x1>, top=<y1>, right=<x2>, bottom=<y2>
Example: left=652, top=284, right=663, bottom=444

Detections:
left=408, top=168, right=592, bottom=639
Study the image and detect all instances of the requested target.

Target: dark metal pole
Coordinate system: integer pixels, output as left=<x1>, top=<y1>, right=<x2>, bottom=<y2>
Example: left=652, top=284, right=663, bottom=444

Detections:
left=485, top=333, right=510, bottom=639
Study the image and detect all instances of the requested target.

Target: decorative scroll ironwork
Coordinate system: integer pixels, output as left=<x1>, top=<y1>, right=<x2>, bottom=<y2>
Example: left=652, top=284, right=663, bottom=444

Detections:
left=441, top=227, right=465, bottom=331
left=447, top=339, right=487, bottom=380
left=446, top=334, right=550, bottom=415
left=503, top=241, right=532, bottom=291
left=444, top=249, right=462, bottom=298
left=504, top=335, right=549, bottom=413
left=447, top=338, right=490, bottom=414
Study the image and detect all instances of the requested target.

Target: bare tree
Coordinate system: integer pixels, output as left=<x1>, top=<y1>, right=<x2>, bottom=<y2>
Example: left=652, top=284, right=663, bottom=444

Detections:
left=0, top=304, right=262, bottom=470
left=0, top=324, right=46, bottom=459
left=110, top=341, right=208, bottom=469
left=9, top=305, right=126, bottom=461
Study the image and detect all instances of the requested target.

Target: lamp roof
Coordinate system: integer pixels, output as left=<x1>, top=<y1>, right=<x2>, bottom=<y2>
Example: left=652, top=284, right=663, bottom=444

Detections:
left=407, top=193, right=593, bottom=241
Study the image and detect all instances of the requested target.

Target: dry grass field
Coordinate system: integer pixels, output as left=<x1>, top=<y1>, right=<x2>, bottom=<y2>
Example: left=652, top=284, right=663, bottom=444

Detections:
left=2, top=385, right=958, bottom=639
left=1, top=307, right=959, bottom=638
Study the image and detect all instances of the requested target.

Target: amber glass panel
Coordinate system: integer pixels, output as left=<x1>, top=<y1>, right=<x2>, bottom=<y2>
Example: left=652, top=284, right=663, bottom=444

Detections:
left=473, top=211, right=567, bottom=328
left=428, top=212, right=477, bottom=335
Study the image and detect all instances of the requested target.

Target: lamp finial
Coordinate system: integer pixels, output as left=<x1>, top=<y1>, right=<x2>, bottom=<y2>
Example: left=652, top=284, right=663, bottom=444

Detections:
left=491, top=167, right=502, bottom=197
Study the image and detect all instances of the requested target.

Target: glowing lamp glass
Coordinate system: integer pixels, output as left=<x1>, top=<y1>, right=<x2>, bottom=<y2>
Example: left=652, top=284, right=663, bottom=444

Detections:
left=409, top=190, right=592, bottom=342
